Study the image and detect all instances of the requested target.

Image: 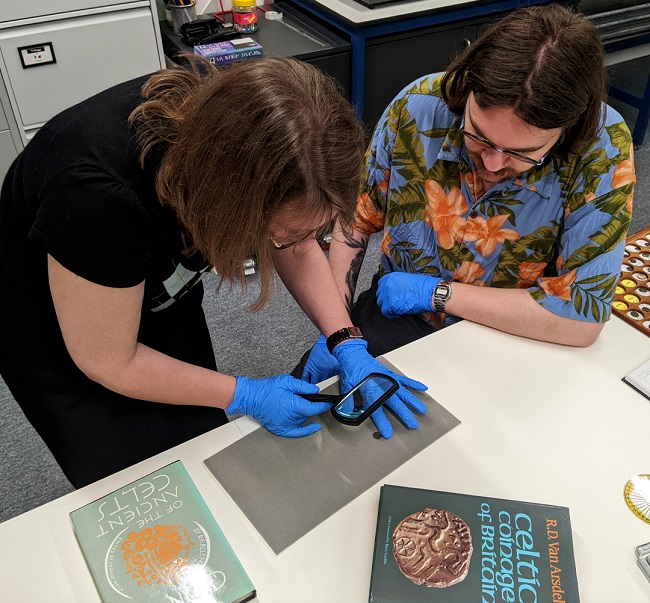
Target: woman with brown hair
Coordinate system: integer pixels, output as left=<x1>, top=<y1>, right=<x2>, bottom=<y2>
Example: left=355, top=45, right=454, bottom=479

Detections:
left=0, top=57, right=426, bottom=488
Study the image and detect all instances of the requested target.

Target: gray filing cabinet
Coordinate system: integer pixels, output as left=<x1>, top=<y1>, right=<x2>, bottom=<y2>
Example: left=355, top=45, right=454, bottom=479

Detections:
left=0, top=0, right=166, bottom=182
left=0, top=74, right=19, bottom=181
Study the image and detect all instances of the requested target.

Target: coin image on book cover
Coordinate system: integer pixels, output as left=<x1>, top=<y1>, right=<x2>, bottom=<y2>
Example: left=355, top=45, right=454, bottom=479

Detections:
left=624, top=474, right=650, bottom=525
left=69, top=461, right=256, bottom=603
left=392, top=507, right=473, bottom=588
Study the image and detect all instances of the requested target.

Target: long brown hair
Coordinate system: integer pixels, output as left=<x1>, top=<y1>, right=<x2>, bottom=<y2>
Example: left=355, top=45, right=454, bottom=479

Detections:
left=441, top=4, right=607, bottom=155
left=129, top=56, right=365, bottom=306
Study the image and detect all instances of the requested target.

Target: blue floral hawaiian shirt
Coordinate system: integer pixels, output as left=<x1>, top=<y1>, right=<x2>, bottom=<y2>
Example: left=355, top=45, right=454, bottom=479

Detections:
left=355, top=74, right=635, bottom=323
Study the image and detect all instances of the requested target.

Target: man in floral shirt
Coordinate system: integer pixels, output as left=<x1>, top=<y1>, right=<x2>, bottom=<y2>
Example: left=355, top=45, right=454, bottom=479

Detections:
left=298, top=4, right=635, bottom=382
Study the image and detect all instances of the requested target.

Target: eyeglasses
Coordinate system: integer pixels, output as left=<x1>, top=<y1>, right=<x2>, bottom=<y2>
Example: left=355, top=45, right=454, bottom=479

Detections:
left=460, top=126, right=548, bottom=166
left=270, top=223, right=332, bottom=251
left=270, top=237, right=304, bottom=251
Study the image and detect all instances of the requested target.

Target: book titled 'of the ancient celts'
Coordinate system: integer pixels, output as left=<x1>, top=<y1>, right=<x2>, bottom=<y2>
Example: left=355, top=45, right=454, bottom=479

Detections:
left=69, top=460, right=256, bottom=603
left=369, top=484, right=579, bottom=603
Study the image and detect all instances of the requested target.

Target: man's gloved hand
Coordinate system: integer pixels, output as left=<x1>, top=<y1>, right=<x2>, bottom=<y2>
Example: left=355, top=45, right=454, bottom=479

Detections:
left=377, top=272, right=442, bottom=317
left=227, top=375, right=331, bottom=437
left=331, top=339, right=428, bottom=438
left=301, top=334, right=340, bottom=384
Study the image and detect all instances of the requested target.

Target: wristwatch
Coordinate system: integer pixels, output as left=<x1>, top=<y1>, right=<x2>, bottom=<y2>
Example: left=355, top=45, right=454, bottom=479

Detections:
left=326, top=327, right=363, bottom=353
left=433, top=280, right=452, bottom=313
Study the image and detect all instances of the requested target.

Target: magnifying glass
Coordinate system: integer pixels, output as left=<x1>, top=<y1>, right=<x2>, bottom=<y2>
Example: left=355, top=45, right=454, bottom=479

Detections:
left=301, top=373, right=399, bottom=426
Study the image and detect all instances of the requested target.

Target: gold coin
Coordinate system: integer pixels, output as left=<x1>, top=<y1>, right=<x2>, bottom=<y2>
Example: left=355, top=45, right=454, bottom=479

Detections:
left=624, top=474, right=650, bottom=525
left=613, top=301, right=628, bottom=311
left=624, top=294, right=640, bottom=304
left=615, top=286, right=625, bottom=294
left=621, top=279, right=636, bottom=287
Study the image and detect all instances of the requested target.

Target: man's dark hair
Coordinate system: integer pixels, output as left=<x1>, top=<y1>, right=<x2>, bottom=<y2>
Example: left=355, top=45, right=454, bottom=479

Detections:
left=441, top=4, right=607, bottom=155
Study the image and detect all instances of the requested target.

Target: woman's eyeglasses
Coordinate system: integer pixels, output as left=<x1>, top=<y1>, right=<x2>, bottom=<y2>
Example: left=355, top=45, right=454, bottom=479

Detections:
left=270, top=237, right=304, bottom=250
left=270, top=223, right=332, bottom=250
left=460, top=126, right=548, bottom=166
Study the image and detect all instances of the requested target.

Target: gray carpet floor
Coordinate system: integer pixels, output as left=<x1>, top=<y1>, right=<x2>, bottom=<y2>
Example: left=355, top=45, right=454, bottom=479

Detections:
left=1, top=56, right=649, bottom=524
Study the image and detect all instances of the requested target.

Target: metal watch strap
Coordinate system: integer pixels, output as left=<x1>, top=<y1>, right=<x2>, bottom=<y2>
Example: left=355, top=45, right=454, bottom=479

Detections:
left=433, top=281, right=452, bottom=313
left=326, top=327, right=363, bottom=353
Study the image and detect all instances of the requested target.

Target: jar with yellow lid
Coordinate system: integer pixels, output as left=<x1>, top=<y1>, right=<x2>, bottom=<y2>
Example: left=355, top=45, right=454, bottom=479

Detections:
left=232, top=0, right=258, bottom=33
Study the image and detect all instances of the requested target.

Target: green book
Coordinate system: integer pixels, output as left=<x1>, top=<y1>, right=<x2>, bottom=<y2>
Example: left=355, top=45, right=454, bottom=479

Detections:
left=70, top=460, right=256, bottom=603
left=369, top=484, right=579, bottom=603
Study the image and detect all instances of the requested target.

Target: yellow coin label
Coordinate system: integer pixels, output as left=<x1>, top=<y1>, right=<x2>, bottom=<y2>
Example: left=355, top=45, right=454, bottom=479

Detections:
left=613, top=301, right=628, bottom=311
left=624, top=294, right=640, bottom=304
left=621, top=279, right=636, bottom=287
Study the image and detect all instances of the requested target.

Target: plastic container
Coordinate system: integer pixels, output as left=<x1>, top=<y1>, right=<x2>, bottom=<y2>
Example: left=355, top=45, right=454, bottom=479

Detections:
left=232, top=0, right=258, bottom=34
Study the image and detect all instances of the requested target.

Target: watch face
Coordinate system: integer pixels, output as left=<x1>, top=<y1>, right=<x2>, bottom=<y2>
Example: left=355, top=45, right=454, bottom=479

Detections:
left=435, top=283, right=451, bottom=299
left=433, top=281, right=451, bottom=313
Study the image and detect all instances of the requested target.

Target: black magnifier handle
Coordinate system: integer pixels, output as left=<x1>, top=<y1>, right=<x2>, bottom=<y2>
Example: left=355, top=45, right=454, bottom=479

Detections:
left=301, top=393, right=338, bottom=403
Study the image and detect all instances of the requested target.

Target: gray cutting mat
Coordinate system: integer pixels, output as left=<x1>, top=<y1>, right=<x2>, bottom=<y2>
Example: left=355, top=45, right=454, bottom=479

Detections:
left=203, top=358, right=460, bottom=554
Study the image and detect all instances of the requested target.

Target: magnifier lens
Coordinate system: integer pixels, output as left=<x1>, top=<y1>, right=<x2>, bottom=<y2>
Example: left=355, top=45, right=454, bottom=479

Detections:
left=333, top=374, right=397, bottom=423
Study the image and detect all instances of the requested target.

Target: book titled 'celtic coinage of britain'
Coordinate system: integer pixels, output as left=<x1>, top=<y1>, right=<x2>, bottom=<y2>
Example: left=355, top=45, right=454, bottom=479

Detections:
left=369, top=484, right=579, bottom=602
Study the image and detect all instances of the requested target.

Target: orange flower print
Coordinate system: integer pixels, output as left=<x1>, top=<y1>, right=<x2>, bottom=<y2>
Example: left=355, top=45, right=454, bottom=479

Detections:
left=612, top=158, right=635, bottom=189
left=378, top=169, right=390, bottom=196
left=454, top=260, right=485, bottom=284
left=464, top=214, right=519, bottom=256
left=618, top=148, right=636, bottom=213
left=519, top=261, right=546, bottom=282
left=517, top=261, right=547, bottom=287
left=463, top=170, right=475, bottom=190
left=354, top=192, right=385, bottom=235
left=461, top=170, right=478, bottom=200
left=514, top=178, right=537, bottom=193
left=381, top=231, right=392, bottom=257
left=424, top=180, right=468, bottom=249
left=539, top=269, right=577, bottom=301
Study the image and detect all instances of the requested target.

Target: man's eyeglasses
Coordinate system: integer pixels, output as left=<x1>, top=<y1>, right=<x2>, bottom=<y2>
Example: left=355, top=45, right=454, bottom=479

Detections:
left=270, top=223, right=332, bottom=251
left=460, top=126, right=548, bottom=166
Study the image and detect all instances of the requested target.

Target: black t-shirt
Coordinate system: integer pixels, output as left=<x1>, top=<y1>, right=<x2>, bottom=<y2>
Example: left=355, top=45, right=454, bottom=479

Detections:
left=0, top=74, right=227, bottom=487
left=0, top=74, right=210, bottom=365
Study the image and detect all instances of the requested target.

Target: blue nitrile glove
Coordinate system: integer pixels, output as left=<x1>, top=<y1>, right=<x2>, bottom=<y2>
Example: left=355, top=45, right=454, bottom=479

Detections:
left=227, top=375, right=331, bottom=437
left=331, top=339, right=428, bottom=439
left=301, top=334, right=340, bottom=384
left=377, top=272, right=442, bottom=318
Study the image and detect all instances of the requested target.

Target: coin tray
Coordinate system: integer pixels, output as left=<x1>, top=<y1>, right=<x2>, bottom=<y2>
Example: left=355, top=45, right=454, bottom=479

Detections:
left=612, top=225, right=650, bottom=337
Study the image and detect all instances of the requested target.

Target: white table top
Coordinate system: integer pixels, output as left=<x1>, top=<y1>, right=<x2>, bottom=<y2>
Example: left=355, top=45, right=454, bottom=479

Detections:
left=295, top=0, right=484, bottom=26
left=1, top=316, right=650, bottom=602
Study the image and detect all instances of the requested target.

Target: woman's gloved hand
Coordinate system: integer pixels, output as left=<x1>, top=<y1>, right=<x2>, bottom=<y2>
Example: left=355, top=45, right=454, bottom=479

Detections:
left=227, top=375, right=331, bottom=437
left=377, top=272, right=442, bottom=317
left=331, top=339, right=428, bottom=438
left=301, top=334, right=340, bottom=384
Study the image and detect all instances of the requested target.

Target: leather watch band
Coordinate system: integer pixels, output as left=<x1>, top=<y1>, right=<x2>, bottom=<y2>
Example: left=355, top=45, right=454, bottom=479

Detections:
left=326, top=327, right=363, bottom=353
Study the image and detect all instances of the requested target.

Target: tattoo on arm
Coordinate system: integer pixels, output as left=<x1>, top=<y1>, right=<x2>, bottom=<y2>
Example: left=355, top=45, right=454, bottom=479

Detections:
left=342, top=232, right=368, bottom=316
